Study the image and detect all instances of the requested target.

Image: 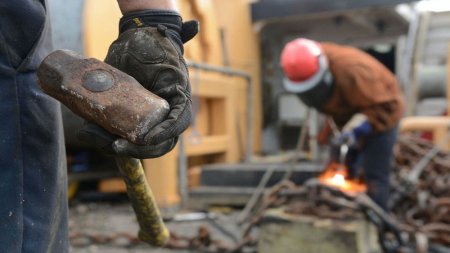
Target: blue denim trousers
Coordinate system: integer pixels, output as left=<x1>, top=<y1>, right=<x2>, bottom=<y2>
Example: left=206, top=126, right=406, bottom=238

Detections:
left=0, top=1, right=68, bottom=252
left=359, top=126, right=398, bottom=210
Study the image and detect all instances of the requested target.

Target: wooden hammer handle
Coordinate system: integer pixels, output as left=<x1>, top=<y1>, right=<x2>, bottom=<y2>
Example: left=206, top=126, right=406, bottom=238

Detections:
left=115, top=157, right=170, bottom=246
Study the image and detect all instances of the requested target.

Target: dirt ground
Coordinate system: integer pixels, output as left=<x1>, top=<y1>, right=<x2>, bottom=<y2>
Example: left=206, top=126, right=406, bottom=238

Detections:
left=69, top=201, right=244, bottom=253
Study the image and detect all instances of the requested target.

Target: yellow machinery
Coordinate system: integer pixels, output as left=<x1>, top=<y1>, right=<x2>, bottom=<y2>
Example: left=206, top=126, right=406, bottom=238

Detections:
left=60, top=0, right=450, bottom=208
left=82, top=0, right=263, bottom=207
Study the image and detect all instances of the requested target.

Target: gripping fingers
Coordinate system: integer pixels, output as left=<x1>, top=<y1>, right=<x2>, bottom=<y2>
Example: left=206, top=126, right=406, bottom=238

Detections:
left=77, top=122, right=117, bottom=154
left=112, top=137, right=178, bottom=159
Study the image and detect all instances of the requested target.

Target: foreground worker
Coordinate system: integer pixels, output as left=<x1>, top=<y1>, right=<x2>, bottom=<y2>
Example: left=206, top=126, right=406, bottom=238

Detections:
left=0, top=0, right=196, bottom=252
left=280, top=38, right=405, bottom=210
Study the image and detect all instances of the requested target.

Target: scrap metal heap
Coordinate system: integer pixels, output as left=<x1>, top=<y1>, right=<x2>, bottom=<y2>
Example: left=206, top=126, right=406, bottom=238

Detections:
left=390, top=134, right=450, bottom=250
left=160, top=134, right=450, bottom=253
left=69, top=134, right=449, bottom=253
left=173, top=134, right=450, bottom=253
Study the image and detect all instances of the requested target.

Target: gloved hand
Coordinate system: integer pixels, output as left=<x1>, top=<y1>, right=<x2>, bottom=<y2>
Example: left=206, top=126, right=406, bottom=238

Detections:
left=78, top=10, right=198, bottom=159
left=336, top=120, right=373, bottom=147
left=336, top=131, right=357, bottom=147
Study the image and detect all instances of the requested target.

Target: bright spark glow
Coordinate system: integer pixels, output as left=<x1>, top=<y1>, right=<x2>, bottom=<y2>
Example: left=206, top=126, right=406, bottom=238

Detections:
left=318, top=163, right=367, bottom=194
left=330, top=173, right=346, bottom=186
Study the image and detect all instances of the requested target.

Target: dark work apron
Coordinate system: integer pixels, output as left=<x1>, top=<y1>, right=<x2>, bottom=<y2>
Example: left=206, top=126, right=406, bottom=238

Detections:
left=0, top=1, right=68, bottom=252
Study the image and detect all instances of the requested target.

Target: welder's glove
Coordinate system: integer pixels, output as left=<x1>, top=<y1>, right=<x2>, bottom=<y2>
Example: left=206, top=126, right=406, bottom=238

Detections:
left=78, top=10, right=198, bottom=159
left=337, top=121, right=373, bottom=147
left=336, top=131, right=357, bottom=147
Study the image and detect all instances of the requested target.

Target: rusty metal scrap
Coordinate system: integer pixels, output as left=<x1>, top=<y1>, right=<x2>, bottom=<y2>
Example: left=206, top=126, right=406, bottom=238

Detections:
left=70, top=220, right=257, bottom=252
left=69, top=134, right=449, bottom=252
left=168, top=225, right=257, bottom=253
left=239, top=134, right=450, bottom=252
left=70, top=231, right=142, bottom=248
left=391, top=134, right=450, bottom=248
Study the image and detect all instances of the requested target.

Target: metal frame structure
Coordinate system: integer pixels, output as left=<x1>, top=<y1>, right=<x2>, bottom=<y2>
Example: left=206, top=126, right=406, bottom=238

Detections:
left=251, top=0, right=418, bottom=22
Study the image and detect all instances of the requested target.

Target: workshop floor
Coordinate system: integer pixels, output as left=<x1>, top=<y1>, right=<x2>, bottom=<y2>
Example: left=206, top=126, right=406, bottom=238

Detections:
left=69, top=201, right=242, bottom=253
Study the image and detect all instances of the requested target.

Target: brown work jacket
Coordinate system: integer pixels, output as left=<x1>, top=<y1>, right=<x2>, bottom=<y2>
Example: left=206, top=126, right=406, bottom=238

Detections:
left=319, top=42, right=405, bottom=132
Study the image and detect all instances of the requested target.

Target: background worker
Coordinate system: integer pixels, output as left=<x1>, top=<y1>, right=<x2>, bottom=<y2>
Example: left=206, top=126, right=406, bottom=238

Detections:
left=280, top=38, right=405, bottom=210
left=0, top=0, right=196, bottom=252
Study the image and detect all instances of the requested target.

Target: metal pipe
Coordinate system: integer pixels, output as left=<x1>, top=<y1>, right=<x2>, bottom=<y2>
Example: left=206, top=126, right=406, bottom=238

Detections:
left=237, top=166, right=276, bottom=224
left=178, top=135, right=189, bottom=207
left=309, top=109, right=320, bottom=161
left=400, top=10, right=421, bottom=116
left=187, top=61, right=254, bottom=162
left=417, top=66, right=447, bottom=100
left=410, top=12, right=431, bottom=116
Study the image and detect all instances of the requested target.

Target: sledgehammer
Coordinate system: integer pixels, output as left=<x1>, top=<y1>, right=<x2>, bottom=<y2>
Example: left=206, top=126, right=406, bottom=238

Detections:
left=37, top=50, right=170, bottom=246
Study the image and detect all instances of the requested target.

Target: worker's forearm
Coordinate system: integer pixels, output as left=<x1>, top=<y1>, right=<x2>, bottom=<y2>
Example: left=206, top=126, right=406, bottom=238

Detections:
left=117, top=0, right=178, bottom=14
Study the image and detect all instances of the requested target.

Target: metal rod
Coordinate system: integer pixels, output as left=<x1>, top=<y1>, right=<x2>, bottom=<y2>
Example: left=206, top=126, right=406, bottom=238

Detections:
left=309, top=109, right=320, bottom=161
left=407, top=131, right=450, bottom=185
left=178, top=135, right=189, bottom=207
left=187, top=61, right=254, bottom=162
left=400, top=10, right=420, bottom=116
left=237, top=166, right=276, bottom=224
left=283, top=108, right=311, bottom=181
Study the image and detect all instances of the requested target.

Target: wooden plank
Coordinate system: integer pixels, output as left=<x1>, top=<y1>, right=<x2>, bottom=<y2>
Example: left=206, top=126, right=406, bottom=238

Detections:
left=448, top=43, right=450, bottom=115
left=434, top=127, right=450, bottom=151
left=142, top=147, right=180, bottom=208
left=210, top=98, right=226, bottom=135
left=189, top=72, right=242, bottom=162
left=259, top=208, right=380, bottom=253
left=184, top=98, right=210, bottom=138
left=400, top=116, right=450, bottom=151
left=190, top=71, right=231, bottom=98
left=230, top=77, right=248, bottom=160
left=188, top=166, right=202, bottom=188
left=83, top=0, right=121, bottom=59
left=225, top=81, right=240, bottom=162
left=180, top=0, right=223, bottom=65
left=98, top=178, right=126, bottom=193
left=400, top=116, right=450, bottom=131
left=185, top=135, right=229, bottom=156
left=209, top=97, right=227, bottom=162
left=211, top=0, right=263, bottom=152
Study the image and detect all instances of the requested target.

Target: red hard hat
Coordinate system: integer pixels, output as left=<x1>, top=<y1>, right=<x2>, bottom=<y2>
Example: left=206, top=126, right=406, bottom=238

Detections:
left=280, top=38, right=323, bottom=82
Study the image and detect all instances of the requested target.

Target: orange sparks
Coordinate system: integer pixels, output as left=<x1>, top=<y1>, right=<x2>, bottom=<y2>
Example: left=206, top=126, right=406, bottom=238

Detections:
left=318, top=163, right=367, bottom=194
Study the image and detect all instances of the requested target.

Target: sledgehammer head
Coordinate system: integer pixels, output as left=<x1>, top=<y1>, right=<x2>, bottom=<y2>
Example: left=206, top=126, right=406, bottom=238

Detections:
left=37, top=50, right=169, bottom=145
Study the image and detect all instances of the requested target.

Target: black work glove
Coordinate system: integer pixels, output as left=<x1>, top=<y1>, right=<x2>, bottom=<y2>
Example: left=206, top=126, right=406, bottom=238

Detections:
left=78, top=10, right=198, bottom=159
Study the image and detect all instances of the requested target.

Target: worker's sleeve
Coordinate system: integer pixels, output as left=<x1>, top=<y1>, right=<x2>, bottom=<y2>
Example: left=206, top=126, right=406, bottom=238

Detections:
left=317, top=118, right=334, bottom=145
left=340, top=63, right=403, bottom=132
left=359, top=101, right=402, bottom=132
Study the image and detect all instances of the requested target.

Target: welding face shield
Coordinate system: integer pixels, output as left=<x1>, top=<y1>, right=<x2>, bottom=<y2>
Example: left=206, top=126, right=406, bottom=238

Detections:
left=283, top=54, right=335, bottom=110
left=280, top=38, right=335, bottom=110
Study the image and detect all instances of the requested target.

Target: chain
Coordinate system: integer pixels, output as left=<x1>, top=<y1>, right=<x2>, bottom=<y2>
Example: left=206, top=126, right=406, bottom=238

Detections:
left=70, top=134, right=449, bottom=252
left=70, top=231, right=142, bottom=248
left=70, top=224, right=257, bottom=252
left=70, top=180, right=448, bottom=252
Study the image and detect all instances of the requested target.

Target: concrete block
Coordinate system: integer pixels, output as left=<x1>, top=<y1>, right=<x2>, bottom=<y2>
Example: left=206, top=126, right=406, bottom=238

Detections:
left=259, top=208, right=381, bottom=253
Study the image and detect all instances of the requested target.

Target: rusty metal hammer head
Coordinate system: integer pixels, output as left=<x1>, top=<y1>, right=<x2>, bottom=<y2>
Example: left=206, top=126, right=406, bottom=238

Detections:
left=37, top=49, right=169, bottom=145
